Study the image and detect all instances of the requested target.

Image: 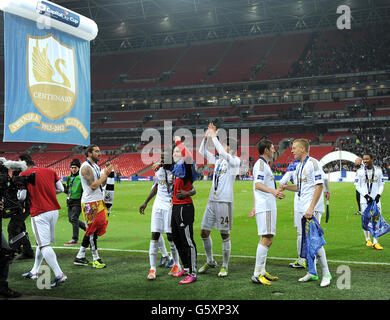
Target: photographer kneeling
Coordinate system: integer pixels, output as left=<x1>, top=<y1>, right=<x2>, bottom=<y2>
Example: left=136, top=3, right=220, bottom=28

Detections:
left=1, top=200, right=22, bottom=298
left=17, top=154, right=67, bottom=287
left=6, top=155, right=35, bottom=259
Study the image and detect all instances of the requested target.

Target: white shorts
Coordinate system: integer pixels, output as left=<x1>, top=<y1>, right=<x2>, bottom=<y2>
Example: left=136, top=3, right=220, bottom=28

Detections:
left=255, top=210, right=277, bottom=236
left=295, top=211, right=323, bottom=234
left=31, top=210, right=59, bottom=247
left=151, top=206, right=172, bottom=234
left=201, top=201, right=233, bottom=233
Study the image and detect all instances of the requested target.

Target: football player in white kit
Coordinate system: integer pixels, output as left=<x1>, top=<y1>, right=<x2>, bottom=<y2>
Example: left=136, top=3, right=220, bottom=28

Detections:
left=280, top=139, right=332, bottom=287
left=198, top=123, right=240, bottom=277
left=279, top=159, right=330, bottom=269
left=140, top=150, right=181, bottom=280
left=354, top=153, right=385, bottom=250
left=251, top=139, right=285, bottom=285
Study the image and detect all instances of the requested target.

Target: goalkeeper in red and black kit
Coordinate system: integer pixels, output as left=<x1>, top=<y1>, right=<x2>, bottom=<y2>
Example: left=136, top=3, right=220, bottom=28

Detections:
left=170, top=136, right=198, bottom=285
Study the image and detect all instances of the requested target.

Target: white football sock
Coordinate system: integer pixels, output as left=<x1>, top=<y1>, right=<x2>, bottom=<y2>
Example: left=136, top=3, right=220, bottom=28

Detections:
left=222, top=237, right=231, bottom=268
left=41, top=246, right=63, bottom=278
left=296, top=232, right=306, bottom=264
left=30, top=246, right=44, bottom=275
left=202, top=236, right=213, bottom=264
left=149, top=240, right=159, bottom=270
left=254, top=243, right=268, bottom=277
left=158, top=234, right=169, bottom=258
left=168, top=241, right=180, bottom=267
left=89, top=235, right=100, bottom=261
left=316, top=246, right=330, bottom=276
left=363, top=230, right=371, bottom=241
left=76, top=246, right=87, bottom=259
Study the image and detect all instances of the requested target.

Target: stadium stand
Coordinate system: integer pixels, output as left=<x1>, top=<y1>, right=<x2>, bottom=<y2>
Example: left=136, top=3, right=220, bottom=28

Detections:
left=256, top=32, right=311, bottom=80
left=207, top=36, right=276, bottom=83
left=1, top=18, right=390, bottom=179
left=91, top=51, right=141, bottom=91
left=274, top=146, right=334, bottom=169
left=321, top=131, right=351, bottom=143
left=0, top=142, right=34, bottom=152
left=114, top=46, right=186, bottom=89
left=291, top=23, right=390, bottom=77
left=107, top=153, right=159, bottom=177
left=161, top=41, right=230, bottom=87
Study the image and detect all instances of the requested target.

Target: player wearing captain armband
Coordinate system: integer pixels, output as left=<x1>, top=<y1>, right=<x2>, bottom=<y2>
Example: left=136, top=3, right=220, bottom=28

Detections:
left=354, top=153, right=385, bottom=250
left=198, top=123, right=240, bottom=278
left=280, top=139, right=332, bottom=287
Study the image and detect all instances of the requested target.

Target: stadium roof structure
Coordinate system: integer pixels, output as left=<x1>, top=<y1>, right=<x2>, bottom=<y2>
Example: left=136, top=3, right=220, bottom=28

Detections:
left=1, top=0, right=390, bottom=55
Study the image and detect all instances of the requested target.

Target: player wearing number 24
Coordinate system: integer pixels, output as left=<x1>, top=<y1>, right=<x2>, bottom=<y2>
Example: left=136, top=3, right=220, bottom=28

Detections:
left=198, top=123, right=240, bottom=278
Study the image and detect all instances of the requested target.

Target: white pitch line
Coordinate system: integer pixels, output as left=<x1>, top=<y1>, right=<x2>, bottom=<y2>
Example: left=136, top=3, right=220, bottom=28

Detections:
left=50, top=246, right=390, bottom=266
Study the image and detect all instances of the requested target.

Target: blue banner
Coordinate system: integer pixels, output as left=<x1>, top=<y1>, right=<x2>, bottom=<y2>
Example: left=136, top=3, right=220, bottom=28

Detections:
left=3, top=12, right=90, bottom=145
left=300, top=216, right=326, bottom=276
left=362, top=201, right=390, bottom=238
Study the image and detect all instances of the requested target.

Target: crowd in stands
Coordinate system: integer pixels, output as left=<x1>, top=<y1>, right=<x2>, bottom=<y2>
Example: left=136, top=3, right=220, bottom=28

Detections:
left=323, top=160, right=357, bottom=173
left=291, top=23, right=390, bottom=78
left=338, top=127, right=390, bottom=175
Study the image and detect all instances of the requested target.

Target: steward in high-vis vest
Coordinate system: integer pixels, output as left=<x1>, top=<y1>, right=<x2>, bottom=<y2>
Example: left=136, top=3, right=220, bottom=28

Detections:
left=63, top=158, right=86, bottom=246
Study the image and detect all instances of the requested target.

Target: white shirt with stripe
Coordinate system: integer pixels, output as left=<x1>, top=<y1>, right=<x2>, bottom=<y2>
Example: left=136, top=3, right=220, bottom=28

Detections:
left=253, top=158, right=277, bottom=213
left=294, top=156, right=324, bottom=213
left=152, top=167, right=174, bottom=211
left=280, top=165, right=326, bottom=213
left=354, top=165, right=385, bottom=205
left=199, top=137, right=240, bottom=203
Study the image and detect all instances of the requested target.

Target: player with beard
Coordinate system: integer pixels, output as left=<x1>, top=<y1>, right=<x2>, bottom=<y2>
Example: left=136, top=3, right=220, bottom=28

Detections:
left=74, top=145, right=113, bottom=269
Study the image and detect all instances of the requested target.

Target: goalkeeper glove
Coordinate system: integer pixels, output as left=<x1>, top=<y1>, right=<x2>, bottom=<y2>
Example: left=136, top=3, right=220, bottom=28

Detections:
left=364, top=194, right=373, bottom=203
left=375, top=194, right=381, bottom=203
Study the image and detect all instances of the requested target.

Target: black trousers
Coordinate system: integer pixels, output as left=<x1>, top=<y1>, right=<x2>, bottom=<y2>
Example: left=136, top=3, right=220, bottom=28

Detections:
left=356, top=190, right=361, bottom=212
left=81, top=232, right=97, bottom=250
left=171, top=203, right=197, bottom=276
left=67, top=199, right=86, bottom=241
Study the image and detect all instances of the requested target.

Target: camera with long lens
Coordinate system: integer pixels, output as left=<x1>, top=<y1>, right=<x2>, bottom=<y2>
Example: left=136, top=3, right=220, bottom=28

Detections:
left=12, top=173, right=36, bottom=190
left=0, top=157, right=33, bottom=259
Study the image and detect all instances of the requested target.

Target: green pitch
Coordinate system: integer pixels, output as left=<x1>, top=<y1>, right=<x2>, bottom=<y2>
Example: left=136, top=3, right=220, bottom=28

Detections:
left=3, top=181, right=390, bottom=300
